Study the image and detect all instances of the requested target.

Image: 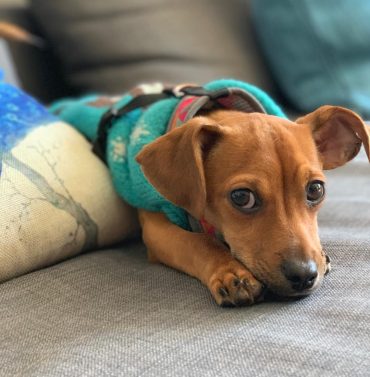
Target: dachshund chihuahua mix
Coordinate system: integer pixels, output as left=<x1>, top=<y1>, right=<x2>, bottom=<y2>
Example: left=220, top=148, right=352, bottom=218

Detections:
left=2, top=23, right=369, bottom=307
left=137, top=107, right=370, bottom=306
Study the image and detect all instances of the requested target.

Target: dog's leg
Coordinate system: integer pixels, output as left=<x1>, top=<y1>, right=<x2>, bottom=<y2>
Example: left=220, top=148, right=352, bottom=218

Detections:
left=139, top=210, right=263, bottom=307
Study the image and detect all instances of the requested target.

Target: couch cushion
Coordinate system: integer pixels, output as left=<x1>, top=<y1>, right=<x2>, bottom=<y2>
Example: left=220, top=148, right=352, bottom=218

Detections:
left=0, top=150, right=369, bottom=376
left=0, top=80, right=138, bottom=283
left=29, top=0, right=276, bottom=95
left=251, top=0, right=370, bottom=117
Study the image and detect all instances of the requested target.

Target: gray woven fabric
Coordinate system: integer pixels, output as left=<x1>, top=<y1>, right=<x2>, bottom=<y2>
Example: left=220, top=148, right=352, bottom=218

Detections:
left=29, top=0, right=275, bottom=96
left=0, top=151, right=369, bottom=377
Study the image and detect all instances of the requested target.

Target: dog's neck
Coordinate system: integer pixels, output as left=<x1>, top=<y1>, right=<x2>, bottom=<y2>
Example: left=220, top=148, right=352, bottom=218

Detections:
left=187, top=214, right=227, bottom=246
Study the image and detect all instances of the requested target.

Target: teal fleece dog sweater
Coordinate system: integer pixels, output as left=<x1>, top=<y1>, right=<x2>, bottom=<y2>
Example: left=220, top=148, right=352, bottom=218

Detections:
left=51, top=79, right=286, bottom=230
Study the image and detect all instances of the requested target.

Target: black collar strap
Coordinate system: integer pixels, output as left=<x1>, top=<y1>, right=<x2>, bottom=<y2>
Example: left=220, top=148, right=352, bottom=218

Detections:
left=92, top=84, right=267, bottom=162
left=93, top=92, right=171, bottom=161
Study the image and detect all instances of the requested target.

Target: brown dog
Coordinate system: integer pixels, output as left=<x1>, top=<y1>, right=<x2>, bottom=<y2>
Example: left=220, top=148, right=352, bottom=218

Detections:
left=2, top=23, right=368, bottom=307
left=137, top=106, right=370, bottom=306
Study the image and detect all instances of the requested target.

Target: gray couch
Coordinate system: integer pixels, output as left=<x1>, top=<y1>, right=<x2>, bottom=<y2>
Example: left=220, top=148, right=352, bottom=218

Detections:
left=1, top=1, right=370, bottom=376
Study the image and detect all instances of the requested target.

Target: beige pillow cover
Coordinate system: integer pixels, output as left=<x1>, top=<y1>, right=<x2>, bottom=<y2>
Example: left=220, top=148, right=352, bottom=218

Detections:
left=0, top=120, right=139, bottom=282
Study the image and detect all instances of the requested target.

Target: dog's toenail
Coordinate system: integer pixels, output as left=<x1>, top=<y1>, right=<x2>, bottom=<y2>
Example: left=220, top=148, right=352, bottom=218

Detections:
left=241, top=279, right=249, bottom=287
left=219, top=287, right=229, bottom=297
left=233, top=278, right=241, bottom=287
left=325, top=255, right=332, bottom=275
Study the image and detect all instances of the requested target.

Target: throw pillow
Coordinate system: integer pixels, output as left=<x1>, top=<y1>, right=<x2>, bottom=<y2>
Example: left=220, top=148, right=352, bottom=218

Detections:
left=0, top=79, right=139, bottom=282
left=251, top=0, right=370, bottom=117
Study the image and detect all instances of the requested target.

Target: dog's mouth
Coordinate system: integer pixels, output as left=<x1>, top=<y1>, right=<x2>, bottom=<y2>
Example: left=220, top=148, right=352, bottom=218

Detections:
left=229, top=246, right=331, bottom=301
left=232, top=253, right=331, bottom=302
left=243, top=281, right=313, bottom=304
left=262, top=289, right=312, bottom=302
left=258, top=279, right=322, bottom=302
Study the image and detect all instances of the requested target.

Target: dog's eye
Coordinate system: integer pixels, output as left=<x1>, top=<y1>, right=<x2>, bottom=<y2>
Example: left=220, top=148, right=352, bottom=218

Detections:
left=229, top=189, right=260, bottom=212
left=306, top=180, right=325, bottom=205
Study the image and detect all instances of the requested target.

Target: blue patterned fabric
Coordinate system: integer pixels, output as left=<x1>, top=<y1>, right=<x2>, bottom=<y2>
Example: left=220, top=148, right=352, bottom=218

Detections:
left=0, top=79, right=57, bottom=175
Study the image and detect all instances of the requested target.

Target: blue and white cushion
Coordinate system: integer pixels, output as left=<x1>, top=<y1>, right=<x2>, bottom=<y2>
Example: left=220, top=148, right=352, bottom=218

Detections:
left=0, top=79, right=138, bottom=282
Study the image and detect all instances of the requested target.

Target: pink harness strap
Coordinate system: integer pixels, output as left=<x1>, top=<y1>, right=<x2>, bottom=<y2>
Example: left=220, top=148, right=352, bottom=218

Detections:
left=199, top=218, right=217, bottom=236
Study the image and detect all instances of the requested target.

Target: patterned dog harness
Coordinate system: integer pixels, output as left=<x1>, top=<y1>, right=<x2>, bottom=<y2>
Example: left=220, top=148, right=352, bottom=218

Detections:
left=51, top=79, right=286, bottom=232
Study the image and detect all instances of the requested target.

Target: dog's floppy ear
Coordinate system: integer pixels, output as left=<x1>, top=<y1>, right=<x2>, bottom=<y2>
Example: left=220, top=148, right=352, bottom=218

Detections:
left=136, top=117, right=223, bottom=219
left=296, top=105, right=370, bottom=169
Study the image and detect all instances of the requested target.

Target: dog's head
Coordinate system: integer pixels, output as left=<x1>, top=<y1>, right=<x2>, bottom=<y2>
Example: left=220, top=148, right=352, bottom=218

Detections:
left=136, top=106, right=370, bottom=298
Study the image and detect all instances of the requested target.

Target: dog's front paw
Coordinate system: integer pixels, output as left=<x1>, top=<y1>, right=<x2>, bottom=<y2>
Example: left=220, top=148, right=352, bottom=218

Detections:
left=208, top=260, right=264, bottom=307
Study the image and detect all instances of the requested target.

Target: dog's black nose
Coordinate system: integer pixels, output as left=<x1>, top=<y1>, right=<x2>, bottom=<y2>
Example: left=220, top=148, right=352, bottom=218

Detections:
left=281, top=259, right=318, bottom=291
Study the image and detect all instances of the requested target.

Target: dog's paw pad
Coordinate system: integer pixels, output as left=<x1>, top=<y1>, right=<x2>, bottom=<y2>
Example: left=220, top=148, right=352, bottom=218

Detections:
left=209, top=261, right=263, bottom=307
